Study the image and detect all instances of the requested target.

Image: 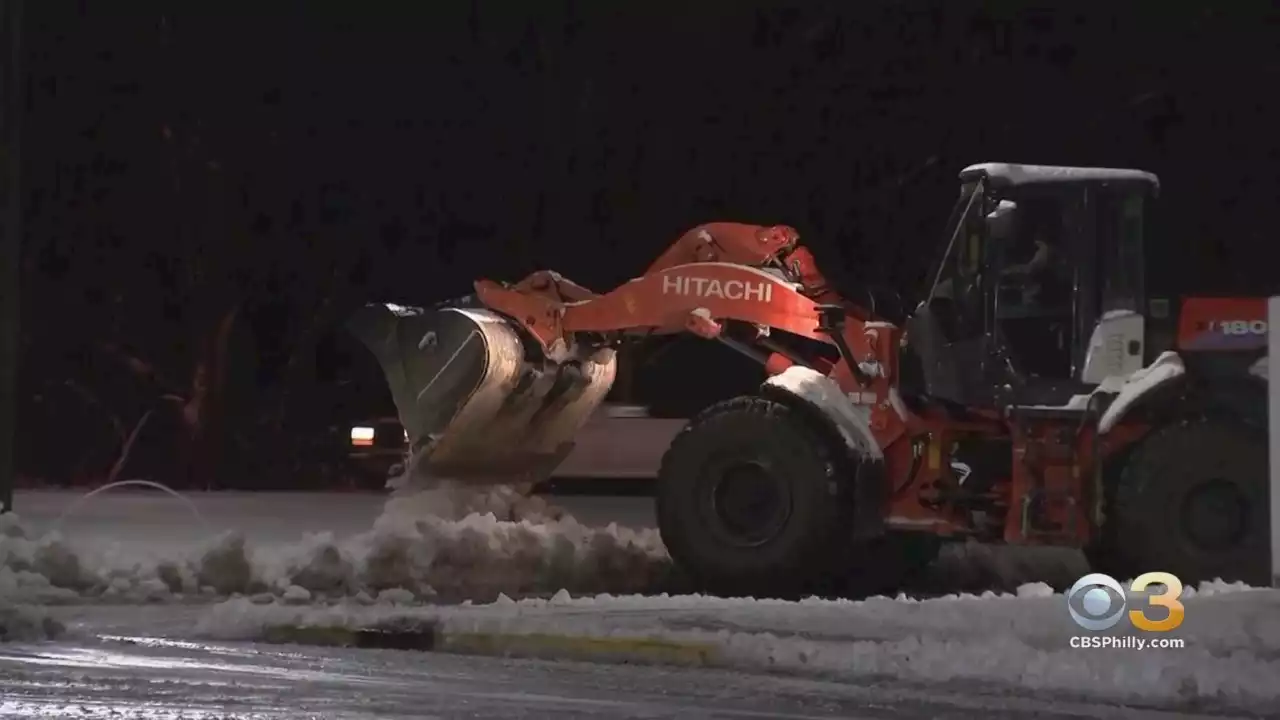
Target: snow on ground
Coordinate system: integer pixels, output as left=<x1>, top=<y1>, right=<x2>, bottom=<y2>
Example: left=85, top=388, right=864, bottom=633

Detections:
left=4, top=486, right=1093, bottom=610
left=194, top=584, right=1280, bottom=711
left=1, top=484, right=670, bottom=606
left=6, top=486, right=1279, bottom=711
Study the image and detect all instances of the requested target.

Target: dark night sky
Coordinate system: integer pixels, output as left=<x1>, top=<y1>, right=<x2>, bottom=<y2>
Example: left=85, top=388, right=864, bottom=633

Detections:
left=15, top=1, right=1280, bottom=484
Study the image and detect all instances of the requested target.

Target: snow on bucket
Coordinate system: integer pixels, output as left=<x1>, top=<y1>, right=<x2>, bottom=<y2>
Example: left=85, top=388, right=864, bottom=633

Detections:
left=346, top=302, right=617, bottom=488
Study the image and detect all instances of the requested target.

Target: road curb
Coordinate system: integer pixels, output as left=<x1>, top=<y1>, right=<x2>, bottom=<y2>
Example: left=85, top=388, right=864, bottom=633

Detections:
left=440, top=630, right=719, bottom=666
left=261, top=622, right=720, bottom=666
left=262, top=623, right=440, bottom=651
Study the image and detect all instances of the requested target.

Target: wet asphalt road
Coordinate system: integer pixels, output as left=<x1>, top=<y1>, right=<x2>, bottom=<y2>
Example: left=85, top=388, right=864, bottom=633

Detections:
left=0, top=635, right=1239, bottom=720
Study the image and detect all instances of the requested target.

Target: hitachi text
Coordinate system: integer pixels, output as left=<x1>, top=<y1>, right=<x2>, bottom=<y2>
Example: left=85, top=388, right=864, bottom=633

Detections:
left=661, top=275, right=773, bottom=302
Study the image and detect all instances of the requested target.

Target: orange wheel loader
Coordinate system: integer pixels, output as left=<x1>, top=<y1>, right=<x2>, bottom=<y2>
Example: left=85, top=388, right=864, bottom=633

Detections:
left=348, top=163, right=1271, bottom=597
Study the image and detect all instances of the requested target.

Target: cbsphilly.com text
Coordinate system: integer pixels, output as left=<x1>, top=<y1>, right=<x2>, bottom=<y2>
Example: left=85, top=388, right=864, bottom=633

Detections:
left=1070, top=636, right=1186, bottom=650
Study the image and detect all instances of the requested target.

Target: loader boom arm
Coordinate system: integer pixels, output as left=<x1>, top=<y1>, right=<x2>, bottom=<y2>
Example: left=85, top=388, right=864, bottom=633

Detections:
left=474, top=222, right=858, bottom=361
left=350, top=221, right=897, bottom=490
left=642, top=223, right=829, bottom=291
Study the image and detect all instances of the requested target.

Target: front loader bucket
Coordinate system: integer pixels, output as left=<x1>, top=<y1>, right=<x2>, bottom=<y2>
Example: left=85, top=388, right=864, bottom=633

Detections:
left=346, top=302, right=617, bottom=486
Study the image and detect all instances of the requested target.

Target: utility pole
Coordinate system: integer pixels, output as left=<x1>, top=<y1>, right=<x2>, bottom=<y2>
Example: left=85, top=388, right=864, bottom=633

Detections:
left=0, top=0, right=21, bottom=514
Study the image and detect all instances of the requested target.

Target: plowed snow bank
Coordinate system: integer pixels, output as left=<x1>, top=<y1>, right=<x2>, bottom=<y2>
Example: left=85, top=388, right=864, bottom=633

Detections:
left=197, top=584, right=1280, bottom=711
left=0, top=487, right=1171, bottom=604
left=0, top=486, right=670, bottom=605
left=0, top=602, right=64, bottom=642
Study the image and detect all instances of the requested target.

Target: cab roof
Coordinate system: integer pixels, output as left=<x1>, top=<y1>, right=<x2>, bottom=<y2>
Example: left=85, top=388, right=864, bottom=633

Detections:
left=959, top=162, right=1160, bottom=193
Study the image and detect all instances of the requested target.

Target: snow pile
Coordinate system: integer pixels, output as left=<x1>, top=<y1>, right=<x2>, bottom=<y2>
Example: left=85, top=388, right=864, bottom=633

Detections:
left=249, top=499, right=669, bottom=603
left=379, top=482, right=567, bottom=524
left=0, top=485, right=670, bottom=605
left=196, top=583, right=1280, bottom=711
left=0, top=486, right=1229, bottom=606
left=0, top=602, right=64, bottom=642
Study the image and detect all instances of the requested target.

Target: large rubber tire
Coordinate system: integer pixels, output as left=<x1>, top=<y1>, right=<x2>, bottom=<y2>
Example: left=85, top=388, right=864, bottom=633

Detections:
left=1097, top=416, right=1269, bottom=586
left=655, top=395, right=860, bottom=597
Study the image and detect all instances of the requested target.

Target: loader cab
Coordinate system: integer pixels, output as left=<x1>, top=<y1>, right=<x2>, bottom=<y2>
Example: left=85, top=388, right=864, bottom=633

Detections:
left=905, top=163, right=1159, bottom=409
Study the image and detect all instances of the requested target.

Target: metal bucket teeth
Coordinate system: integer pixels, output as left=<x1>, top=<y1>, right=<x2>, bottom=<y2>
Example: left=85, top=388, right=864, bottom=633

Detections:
left=347, top=302, right=617, bottom=486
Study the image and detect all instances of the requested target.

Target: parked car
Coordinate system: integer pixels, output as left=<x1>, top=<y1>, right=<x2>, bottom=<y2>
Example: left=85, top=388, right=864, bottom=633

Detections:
left=343, top=404, right=685, bottom=492
left=344, top=415, right=409, bottom=486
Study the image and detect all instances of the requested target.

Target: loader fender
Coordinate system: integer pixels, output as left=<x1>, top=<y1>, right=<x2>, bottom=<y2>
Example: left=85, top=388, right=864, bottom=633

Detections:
left=1096, top=351, right=1186, bottom=434
left=1249, top=354, right=1267, bottom=381
left=760, top=365, right=883, bottom=461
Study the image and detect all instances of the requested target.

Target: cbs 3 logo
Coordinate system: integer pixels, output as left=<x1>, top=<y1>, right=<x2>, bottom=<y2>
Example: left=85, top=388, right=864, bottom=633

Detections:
left=1066, top=572, right=1186, bottom=632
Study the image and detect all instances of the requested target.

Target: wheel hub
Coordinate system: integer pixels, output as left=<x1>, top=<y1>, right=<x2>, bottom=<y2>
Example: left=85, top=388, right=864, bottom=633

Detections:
left=704, top=460, right=792, bottom=547
left=1180, top=479, right=1249, bottom=553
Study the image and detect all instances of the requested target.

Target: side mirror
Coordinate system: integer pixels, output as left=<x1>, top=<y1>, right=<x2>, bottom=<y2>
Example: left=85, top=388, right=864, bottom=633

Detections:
left=985, top=200, right=1017, bottom=240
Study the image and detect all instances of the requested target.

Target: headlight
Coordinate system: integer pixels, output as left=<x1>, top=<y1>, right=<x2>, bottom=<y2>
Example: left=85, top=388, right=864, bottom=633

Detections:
left=350, top=426, right=375, bottom=446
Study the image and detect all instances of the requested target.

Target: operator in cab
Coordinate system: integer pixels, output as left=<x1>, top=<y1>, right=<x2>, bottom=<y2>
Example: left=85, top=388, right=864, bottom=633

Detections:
left=999, top=199, right=1067, bottom=304
left=998, top=205, right=1072, bottom=377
